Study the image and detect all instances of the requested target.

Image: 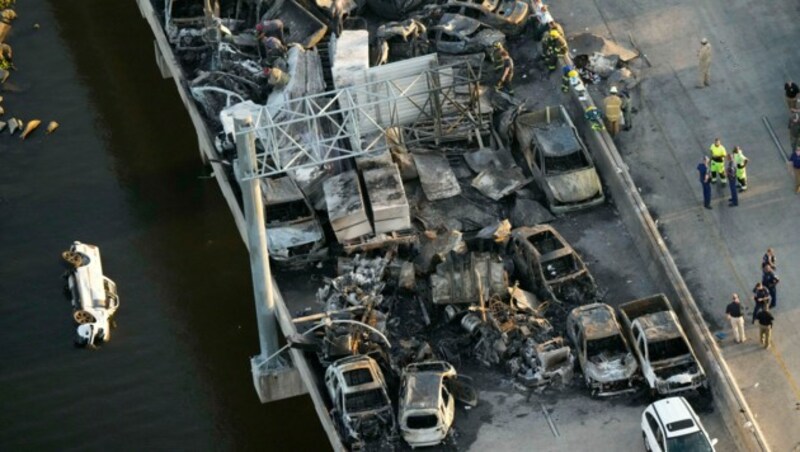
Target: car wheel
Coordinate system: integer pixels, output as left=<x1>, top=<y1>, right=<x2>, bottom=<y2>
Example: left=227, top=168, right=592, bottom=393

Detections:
left=642, top=432, right=652, bottom=452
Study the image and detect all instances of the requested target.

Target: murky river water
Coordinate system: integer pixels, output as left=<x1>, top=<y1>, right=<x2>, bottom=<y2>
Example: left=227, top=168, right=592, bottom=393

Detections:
left=0, top=1, right=325, bottom=450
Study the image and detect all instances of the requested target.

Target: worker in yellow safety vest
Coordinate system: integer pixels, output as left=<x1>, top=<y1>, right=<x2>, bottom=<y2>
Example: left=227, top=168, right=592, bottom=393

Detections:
left=732, top=146, right=749, bottom=191
left=603, top=86, right=623, bottom=136
left=709, top=138, right=727, bottom=184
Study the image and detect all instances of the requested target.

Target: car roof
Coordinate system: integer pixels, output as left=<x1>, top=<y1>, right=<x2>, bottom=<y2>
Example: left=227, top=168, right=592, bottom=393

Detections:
left=533, top=123, right=581, bottom=157
left=571, top=303, right=620, bottom=339
left=402, top=371, right=443, bottom=410
left=650, top=397, right=701, bottom=438
left=329, top=356, right=384, bottom=393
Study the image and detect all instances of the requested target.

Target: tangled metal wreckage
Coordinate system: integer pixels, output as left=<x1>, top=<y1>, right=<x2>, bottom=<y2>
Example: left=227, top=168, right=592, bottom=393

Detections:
left=155, top=0, right=650, bottom=449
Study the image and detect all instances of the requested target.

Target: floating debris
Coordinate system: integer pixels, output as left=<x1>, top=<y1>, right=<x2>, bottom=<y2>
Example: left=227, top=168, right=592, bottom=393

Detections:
left=21, top=119, right=40, bottom=139
left=0, top=120, right=6, bottom=132
left=1, top=9, right=16, bottom=23
left=33, top=23, right=40, bottom=30
left=0, top=106, right=4, bottom=116
left=7, top=116, right=19, bottom=134
left=46, top=121, right=59, bottom=134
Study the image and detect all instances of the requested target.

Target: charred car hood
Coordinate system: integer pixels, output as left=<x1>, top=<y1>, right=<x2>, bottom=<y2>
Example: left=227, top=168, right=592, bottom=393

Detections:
left=585, top=352, right=638, bottom=382
left=545, top=168, right=602, bottom=203
left=266, top=219, right=323, bottom=257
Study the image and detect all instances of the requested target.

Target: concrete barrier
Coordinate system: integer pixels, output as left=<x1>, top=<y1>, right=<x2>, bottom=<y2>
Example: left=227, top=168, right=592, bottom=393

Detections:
left=563, top=77, right=769, bottom=451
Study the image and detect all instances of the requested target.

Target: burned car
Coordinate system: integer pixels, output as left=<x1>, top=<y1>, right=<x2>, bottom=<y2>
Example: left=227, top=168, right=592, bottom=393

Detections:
left=428, top=13, right=505, bottom=54
left=566, top=303, right=638, bottom=396
left=514, top=105, right=605, bottom=214
left=261, top=176, right=327, bottom=268
left=618, top=294, right=707, bottom=396
left=376, top=18, right=430, bottom=63
left=425, top=0, right=529, bottom=35
left=325, top=355, right=398, bottom=447
left=398, top=361, right=457, bottom=448
left=509, top=225, right=597, bottom=304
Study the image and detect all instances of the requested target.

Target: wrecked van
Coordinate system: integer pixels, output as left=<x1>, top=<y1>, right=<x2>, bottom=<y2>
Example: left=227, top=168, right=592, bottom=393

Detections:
left=618, top=294, right=707, bottom=396
left=261, top=176, right=327, bottom=268
left=567, top=303, right=638, bottom=396
left=509, top=225, right=597, bottom=304
left=325, top=355, right=398, bottom=447
left=425, top=0, right=529, bottom=36
left=398, top=361, right=457, bottom=448
left=428, top=13, right=505, bottom=54
left=514, top=105, right=605, bottom=214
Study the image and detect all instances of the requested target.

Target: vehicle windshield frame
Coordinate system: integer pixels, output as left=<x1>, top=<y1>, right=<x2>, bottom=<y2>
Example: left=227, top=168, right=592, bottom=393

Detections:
left=665, top=430, right=713, bottom=452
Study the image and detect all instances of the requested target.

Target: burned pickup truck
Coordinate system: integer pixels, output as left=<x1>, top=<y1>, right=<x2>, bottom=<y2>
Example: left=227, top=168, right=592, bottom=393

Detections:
left=261, top=176, right=327, bottom=268
left=567, top=303, right=638, bottom=396
left=514, top=105, right=605, bottom=214
left=618, top=294, right=707, bottom=396
left=509, top=225, right=597, bottom=305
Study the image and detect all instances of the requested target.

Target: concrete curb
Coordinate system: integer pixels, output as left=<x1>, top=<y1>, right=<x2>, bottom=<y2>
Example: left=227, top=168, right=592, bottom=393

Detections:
left=563, top=69, right=770, bottom=451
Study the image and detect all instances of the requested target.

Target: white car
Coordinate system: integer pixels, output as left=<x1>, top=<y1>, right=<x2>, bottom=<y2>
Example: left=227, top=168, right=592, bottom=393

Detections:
left=324, top=355, right=397, bottom=447
left=62, top=241, right=119, bottom=347
left=398, top=361, right=457, bottom=448
left=641, top=397, right=718, bottom=452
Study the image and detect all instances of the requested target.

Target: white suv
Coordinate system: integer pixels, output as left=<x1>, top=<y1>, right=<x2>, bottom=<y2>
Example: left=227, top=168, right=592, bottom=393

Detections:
left=641, top=397, right=717, bottom=451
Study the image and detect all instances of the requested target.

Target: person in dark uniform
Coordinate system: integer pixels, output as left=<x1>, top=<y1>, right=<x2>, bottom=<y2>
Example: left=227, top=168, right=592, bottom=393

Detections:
left=697, top=156, right=712, bottom=209
left=761, top=264, right=780, bottom=309
left=726, top=154, right=738, bottom=206
left=755, top=308, right=774, bottom=349
left=725, top=293, right=746, bottom=343
left=752, top=282, right=770, bottom=324
left=785, top=80, right=799, bottom=111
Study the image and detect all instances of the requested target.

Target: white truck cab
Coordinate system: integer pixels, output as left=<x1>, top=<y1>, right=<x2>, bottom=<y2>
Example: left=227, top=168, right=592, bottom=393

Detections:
left=62, top=241, right=119, bottom=347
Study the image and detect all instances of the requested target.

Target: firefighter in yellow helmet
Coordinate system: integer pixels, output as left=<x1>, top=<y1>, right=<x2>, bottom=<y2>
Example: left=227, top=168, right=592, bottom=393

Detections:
left=708, top=138, right=727, bottom=184
left=541, top=29, right=567, bottom=72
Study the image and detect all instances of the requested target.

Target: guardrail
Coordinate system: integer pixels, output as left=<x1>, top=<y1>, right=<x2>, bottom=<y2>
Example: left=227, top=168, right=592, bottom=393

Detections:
left=562, top=57, right=769, bottom=452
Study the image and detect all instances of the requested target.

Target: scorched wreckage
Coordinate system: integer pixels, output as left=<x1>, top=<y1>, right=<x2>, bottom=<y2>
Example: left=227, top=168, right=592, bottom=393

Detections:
left=147, top=0, right=715, bottom=450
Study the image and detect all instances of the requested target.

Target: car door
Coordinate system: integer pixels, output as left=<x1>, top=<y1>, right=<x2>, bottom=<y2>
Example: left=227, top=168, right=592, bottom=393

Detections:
left=643, top=412, right=664, bottom=451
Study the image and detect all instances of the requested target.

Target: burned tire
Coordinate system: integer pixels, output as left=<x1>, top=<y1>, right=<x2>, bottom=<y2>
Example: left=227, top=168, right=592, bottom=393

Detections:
left=73, top=310, right=96, bottom=324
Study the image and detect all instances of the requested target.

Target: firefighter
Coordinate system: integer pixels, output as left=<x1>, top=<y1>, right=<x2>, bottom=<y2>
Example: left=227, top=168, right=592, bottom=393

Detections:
left=256, top=19, right=285, bottom=42
left=708, top=137, right=727, bottom=184
left=561, top=65, right=573, bottom=93
left=603, top=86, right=623, bottom=136
left=491, top=43, right=514, bottom=93
left=541, top=29, right=567, bottom=72
left=732, top=146, right=749, bottom=191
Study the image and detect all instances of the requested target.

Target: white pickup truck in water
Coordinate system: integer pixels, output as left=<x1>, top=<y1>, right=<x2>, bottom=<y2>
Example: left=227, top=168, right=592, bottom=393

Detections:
left=62, top=241, right=119, bottom=347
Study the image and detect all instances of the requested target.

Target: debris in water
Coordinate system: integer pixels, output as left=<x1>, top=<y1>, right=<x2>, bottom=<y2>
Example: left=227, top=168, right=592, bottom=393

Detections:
left=46, top=121, right=59, bottom=134
left=0, top=120, right=6, bottom=132
left=7, top=116, right=19, bottom=134
left=21, top=119, right=40, bottom=139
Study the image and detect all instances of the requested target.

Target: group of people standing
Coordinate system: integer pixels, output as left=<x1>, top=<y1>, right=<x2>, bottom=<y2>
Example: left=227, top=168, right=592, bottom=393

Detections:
left=696, top=138, right=749, bottom=209
left=725, top=249, right=779, bottom=349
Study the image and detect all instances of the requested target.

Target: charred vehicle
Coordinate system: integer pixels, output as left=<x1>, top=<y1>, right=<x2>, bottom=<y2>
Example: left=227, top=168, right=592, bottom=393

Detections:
left=509, top=225, right=597, bottom=304
left=62, top=241, right=120, bottom=347
left=428, top=13, right=505, bottom=54
left=398, top=361, right=457, bottom=448
left=261, top=176, right=327, bottom=268
left=424, top=0, right=529, bottom=36
left=514, top=105, right=605, bottom=214
left=567, top=303, right=638, bottom=396
left=618, top=294, right=707, bottom=396
left=325, top=355, right=398, bottom=448
left=375, top=19, right=430, bottom=63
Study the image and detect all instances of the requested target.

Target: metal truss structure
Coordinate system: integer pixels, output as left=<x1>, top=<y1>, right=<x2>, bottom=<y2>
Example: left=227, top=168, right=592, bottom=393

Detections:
left=235, top=61, right=488, bottom=180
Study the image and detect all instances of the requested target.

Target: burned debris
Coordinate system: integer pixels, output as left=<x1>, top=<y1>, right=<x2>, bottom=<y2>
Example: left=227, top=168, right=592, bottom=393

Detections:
left=149, top=1, right=683, bottom=450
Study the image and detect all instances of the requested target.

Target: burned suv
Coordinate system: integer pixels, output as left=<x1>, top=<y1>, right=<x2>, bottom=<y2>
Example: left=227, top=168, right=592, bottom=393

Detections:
left=509, top=225, right=597, bottom=304
left=567, top=303, right=638, bottom=396
left=324, top=355, right=397, bottom=448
